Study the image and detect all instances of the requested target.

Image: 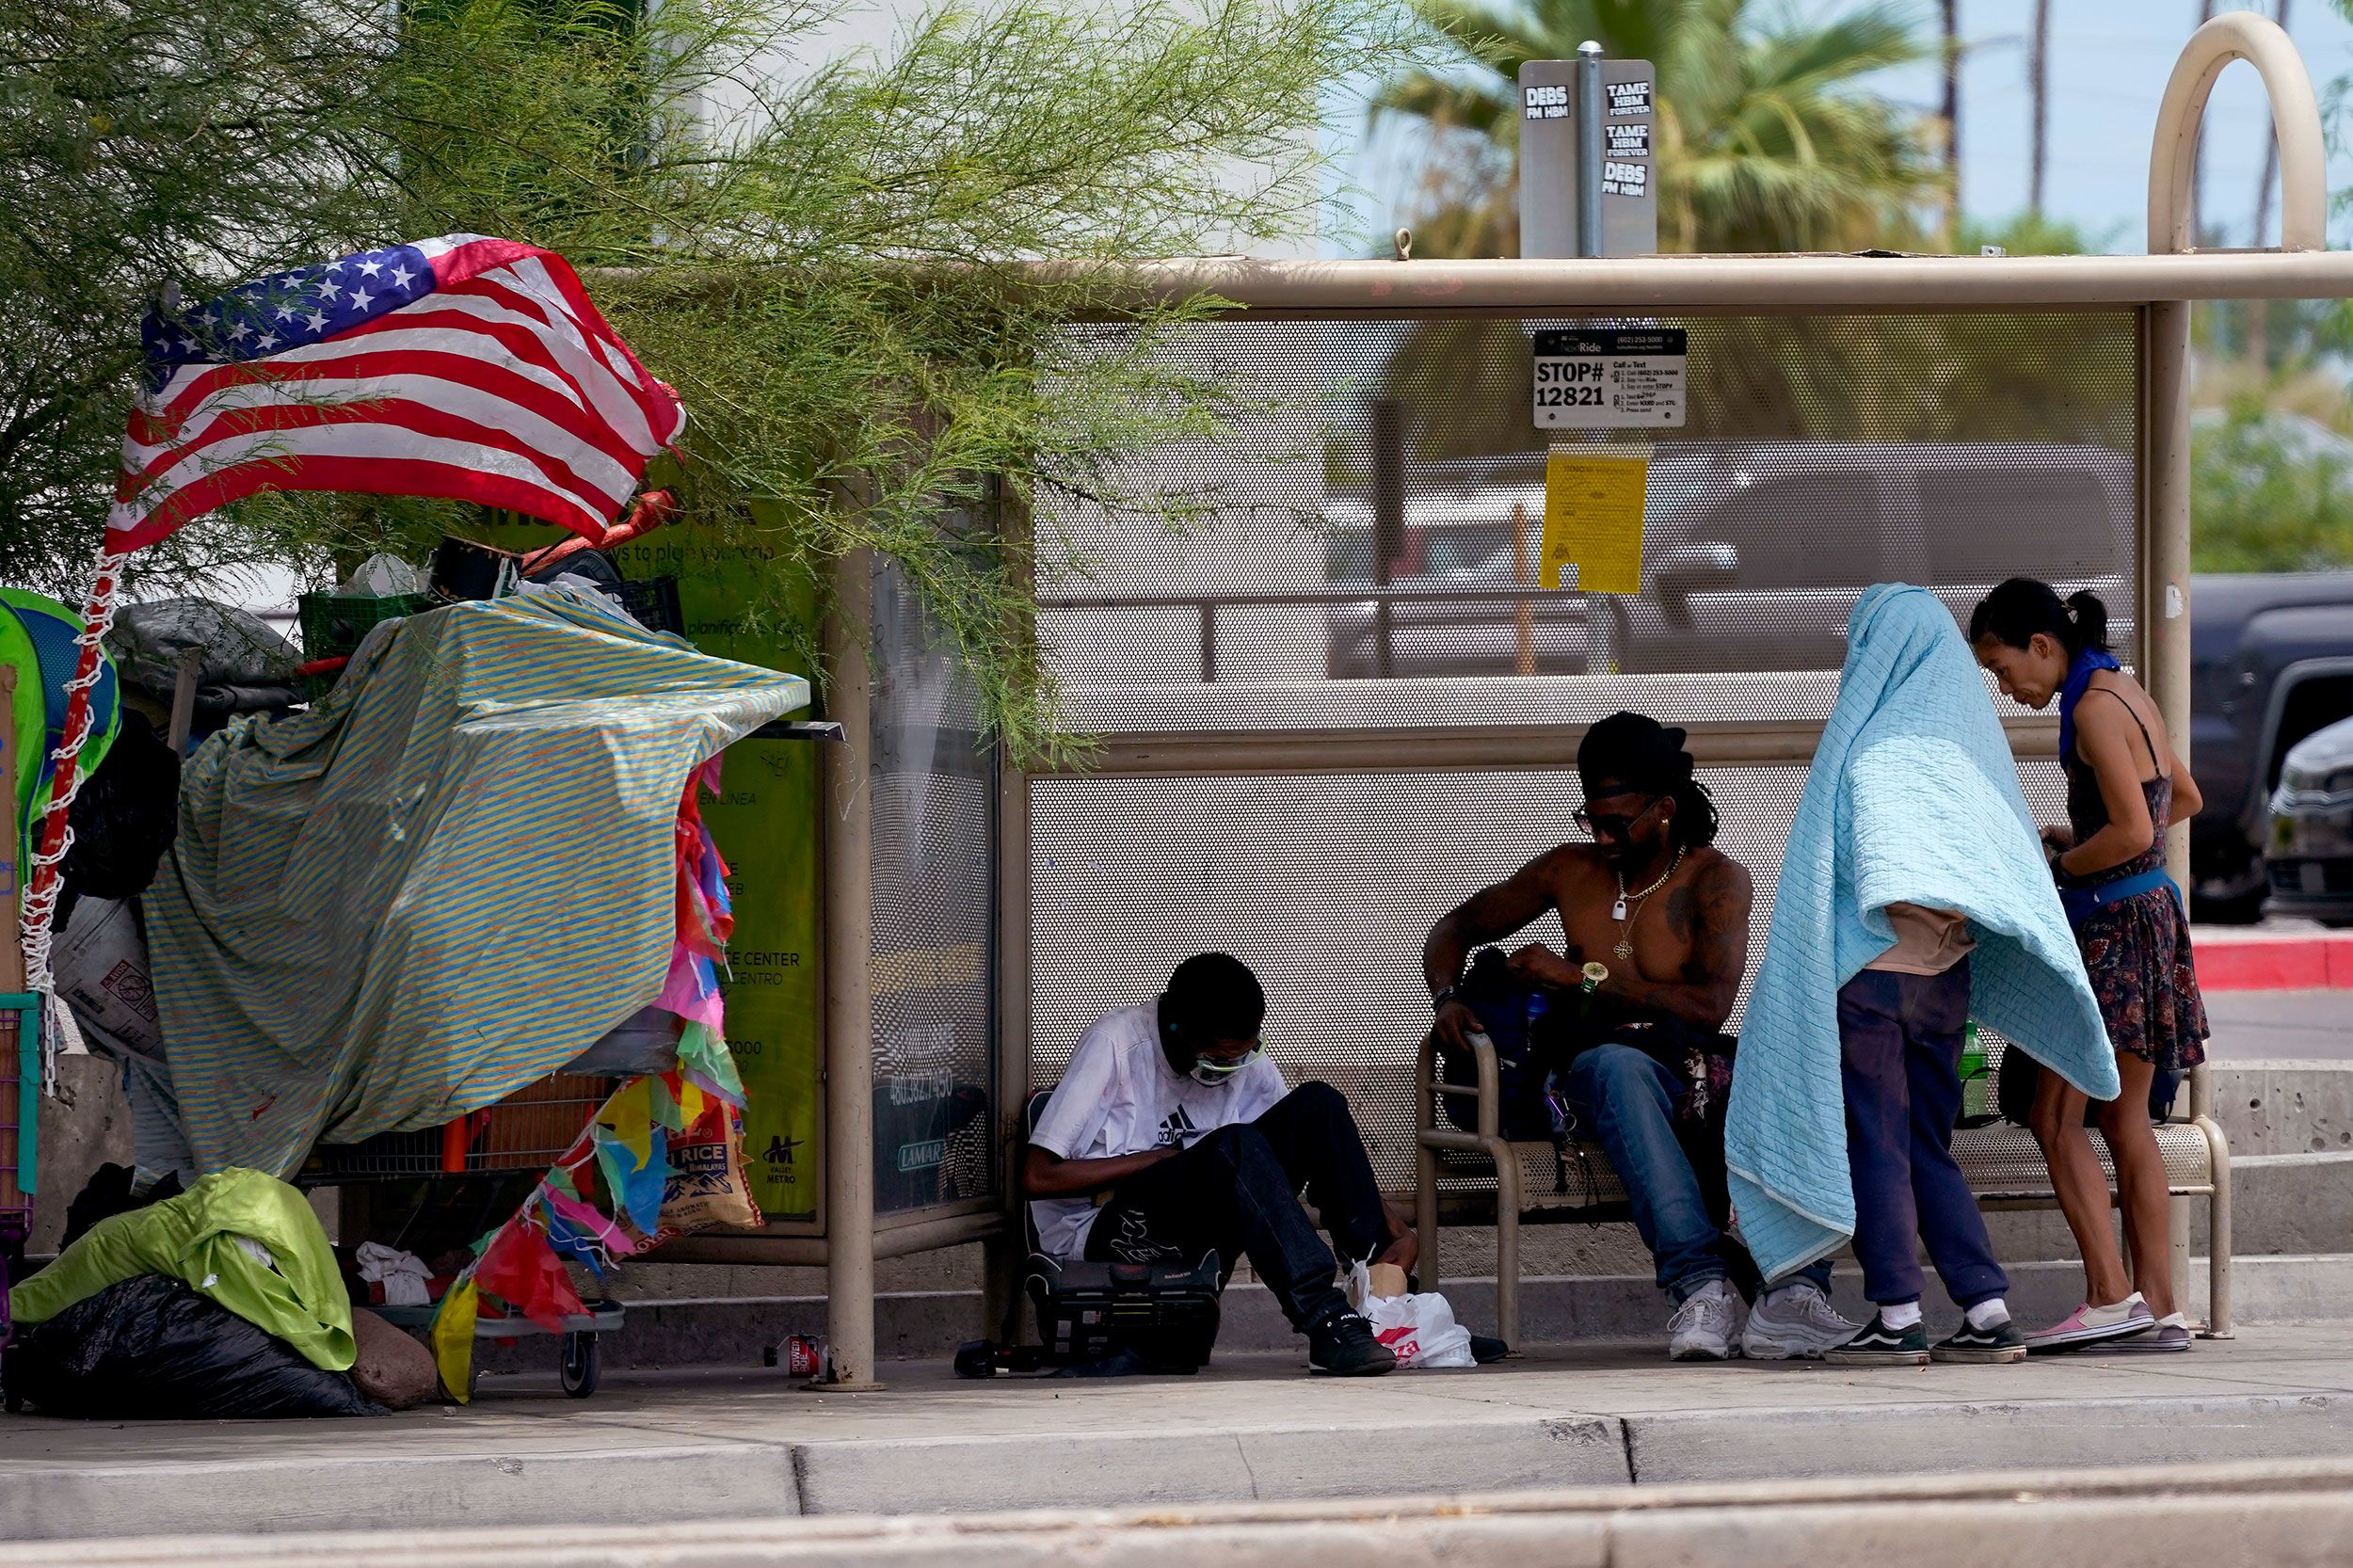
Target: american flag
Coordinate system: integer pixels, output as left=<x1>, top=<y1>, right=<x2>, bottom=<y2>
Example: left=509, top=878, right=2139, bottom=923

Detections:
left=112, top=234, right=685, bottom=552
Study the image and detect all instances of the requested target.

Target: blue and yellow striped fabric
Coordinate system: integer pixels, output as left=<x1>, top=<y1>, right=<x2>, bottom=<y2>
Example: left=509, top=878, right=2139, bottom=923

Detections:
left=145, top=593, right=808, bottom=1176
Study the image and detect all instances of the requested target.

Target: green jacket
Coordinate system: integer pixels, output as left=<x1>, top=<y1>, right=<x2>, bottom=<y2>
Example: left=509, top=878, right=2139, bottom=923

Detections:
left=8, top=1167, right=355, bottom=1370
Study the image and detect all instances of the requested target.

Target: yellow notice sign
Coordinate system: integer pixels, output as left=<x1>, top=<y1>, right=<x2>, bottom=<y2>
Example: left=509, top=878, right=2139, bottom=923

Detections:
left=1540, top=449, right=1649, bottom=594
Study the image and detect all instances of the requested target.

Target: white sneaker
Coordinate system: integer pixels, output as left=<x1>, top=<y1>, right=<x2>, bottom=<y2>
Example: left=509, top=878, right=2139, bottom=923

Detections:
left=1739, top=1283, right=1859, bottom=1361
left=1667, top=1279, right=1744, bottom=1361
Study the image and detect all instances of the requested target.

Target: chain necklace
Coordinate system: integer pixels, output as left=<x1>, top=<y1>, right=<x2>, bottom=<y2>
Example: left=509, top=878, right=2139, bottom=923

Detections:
left=1610, top=846, right=1686, bottom=961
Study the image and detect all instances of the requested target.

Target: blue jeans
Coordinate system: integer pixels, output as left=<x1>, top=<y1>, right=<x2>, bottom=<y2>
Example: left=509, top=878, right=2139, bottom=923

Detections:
left=1565, top=1043, right=1833, bottom=1304
left=1838, top=964, right=2009, bottom=1310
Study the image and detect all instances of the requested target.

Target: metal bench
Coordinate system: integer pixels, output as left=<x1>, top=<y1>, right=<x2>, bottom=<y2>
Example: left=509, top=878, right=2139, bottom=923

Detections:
left=1413, top=1032, right=2232, bottom=1347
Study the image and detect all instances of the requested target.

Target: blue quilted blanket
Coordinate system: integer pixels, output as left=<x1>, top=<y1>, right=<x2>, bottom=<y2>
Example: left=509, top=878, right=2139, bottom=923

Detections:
left=1725, top=584, right=2120, bottom=1280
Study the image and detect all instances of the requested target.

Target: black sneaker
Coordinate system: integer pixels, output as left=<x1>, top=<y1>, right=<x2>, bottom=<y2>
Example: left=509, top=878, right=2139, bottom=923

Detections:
left=1932, top=1318, right=2028, bottom=1364
left=1306, top=1310, right=1398, bottom=1376
left=1824, top=1313, right=1929, bottom=1367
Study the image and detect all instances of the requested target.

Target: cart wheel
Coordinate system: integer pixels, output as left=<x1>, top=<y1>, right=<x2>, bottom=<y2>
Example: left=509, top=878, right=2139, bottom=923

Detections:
left=560, top=1331, right=600, bottom=1398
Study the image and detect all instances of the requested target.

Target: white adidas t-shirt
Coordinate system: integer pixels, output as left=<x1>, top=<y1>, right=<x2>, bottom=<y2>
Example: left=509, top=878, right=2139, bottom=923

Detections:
left=1027, top=999, right=1288, bottom=1261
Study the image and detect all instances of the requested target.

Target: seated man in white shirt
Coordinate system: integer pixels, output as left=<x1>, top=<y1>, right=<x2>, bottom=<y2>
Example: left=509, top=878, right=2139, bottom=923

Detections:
left=1024, top=952, right=1413, bottom=1376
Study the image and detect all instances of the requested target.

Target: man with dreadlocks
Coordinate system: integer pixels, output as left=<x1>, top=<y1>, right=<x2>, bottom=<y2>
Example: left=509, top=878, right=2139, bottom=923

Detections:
left=1424, top=712, right=1856, bottom=1362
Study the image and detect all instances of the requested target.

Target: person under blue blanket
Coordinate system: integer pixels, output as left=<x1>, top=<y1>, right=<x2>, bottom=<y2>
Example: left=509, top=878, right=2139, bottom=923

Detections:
left=1730, top=585, right=2109, bottom=1368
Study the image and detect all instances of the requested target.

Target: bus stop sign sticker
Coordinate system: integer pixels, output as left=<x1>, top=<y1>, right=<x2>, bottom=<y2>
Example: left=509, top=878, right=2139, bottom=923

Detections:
left=1532, top=328, right=1687, bottom=429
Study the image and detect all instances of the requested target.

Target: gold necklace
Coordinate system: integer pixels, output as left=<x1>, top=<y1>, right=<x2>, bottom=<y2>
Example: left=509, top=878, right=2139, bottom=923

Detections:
left=1611, top=847, right=1685, bottom=961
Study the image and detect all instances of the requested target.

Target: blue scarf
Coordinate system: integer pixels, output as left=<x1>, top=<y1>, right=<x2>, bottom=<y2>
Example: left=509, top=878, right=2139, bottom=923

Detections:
left=2057, top=646, right=2121, bottom=764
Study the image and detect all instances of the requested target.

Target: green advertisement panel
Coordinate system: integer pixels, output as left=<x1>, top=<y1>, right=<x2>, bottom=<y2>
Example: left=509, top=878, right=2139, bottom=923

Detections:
left=485, top=517, right=823, bottom=1223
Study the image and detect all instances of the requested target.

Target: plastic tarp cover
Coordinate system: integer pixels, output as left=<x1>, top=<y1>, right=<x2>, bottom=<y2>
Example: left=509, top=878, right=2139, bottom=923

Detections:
left=105, top=597, right=298, bottom=713
left=144, top=591, right=808, bottom=1176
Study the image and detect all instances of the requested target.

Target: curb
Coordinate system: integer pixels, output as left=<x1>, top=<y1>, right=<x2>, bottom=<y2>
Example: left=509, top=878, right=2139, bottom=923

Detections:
left=2194, top=930, right=2353, bottom=990
left=7, top=1395, right=2353, bottom=1546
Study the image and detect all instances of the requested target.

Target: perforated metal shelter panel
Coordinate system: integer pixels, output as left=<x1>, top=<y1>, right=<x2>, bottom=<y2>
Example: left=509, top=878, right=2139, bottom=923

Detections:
left=1032, top=760, right=2073, bottom=1192
left=1025, top=311, right=2138, bottom=1193
left=1035, top=312, right=2139, bottom=720
left=869, top=561, right=998, bottom=1213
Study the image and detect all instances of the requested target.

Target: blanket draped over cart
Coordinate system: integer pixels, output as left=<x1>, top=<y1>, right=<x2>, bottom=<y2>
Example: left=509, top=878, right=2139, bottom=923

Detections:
left=144, top=590, right=808, bottom=1179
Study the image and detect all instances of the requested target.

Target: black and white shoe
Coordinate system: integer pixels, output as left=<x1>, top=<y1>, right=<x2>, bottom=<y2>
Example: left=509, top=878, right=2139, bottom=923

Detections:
left=1307, top=1310, right=1398, bottom=1376
left=1824, top=1312, right=1930, bottom=1367
left=1932, top=1318, right=2028, bottom=1364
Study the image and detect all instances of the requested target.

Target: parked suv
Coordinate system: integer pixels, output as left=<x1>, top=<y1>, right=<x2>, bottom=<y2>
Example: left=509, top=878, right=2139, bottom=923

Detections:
left=1323, top=443, right=2134, bottom=679
left=2194, top=573, right=2353, bottom=921
left=1323, top=458, right=2353, bottom=923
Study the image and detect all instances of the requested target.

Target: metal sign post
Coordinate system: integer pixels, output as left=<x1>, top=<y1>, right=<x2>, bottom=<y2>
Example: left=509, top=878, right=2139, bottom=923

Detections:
left=1518, top=49, right=1658, bottom=258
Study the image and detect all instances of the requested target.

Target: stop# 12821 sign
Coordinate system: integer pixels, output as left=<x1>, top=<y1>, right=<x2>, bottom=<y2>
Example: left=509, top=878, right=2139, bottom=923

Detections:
left=1532, top=328, right=1687, bottom=428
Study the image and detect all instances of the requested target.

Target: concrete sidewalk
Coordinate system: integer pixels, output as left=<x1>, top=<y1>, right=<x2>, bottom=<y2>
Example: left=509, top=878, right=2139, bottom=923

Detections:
left=14, top=1459, right=2353, bottom=1568
left=8, top=1328, right=2353, bottom=1541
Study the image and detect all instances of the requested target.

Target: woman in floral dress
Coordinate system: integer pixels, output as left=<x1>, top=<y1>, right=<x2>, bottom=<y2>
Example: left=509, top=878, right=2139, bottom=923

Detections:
left=1972, top=578, right=2207, bottom=1354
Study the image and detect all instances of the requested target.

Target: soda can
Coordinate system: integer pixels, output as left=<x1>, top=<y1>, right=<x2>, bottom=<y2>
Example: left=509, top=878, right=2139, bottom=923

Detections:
left=783, top=1334, right=827, bottom=1379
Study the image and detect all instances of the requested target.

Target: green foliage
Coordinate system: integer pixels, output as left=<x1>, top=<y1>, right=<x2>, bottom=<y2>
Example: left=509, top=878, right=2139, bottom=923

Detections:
left=1370, top=0, right=1945, bottom=257
left=0, top=0, right=385, bottom=594
left=0, top=0, right=1428, bottom=762
left=2191, top=395, right=2353, bottom=574
left=1956, top=211, right=2119, bottom=257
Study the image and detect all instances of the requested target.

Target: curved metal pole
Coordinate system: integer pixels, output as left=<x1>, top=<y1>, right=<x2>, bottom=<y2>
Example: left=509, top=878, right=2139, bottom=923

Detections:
left=2142, top=15, right=2313, bottom=1336
left=2148, top=12, right=2327, bottom=254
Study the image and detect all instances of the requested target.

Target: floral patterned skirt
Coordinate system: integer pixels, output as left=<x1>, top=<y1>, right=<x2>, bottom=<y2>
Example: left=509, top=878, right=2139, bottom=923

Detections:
left=2077, top=885, right=2210, bottom=1072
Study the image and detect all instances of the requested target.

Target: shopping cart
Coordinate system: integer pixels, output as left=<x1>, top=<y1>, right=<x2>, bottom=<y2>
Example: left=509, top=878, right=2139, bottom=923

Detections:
left=300, top=1072, right=618, bottom=1182
left=299, top=1072, right=628, bottom=1397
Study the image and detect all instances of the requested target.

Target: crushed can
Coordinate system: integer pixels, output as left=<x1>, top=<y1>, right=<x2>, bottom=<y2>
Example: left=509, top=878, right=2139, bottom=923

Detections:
left=782, top=1334, right=827, bottom=1380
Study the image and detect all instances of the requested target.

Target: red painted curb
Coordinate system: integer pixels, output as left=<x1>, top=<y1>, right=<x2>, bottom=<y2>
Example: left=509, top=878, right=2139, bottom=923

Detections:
left=2193, top=933, right=2353, bottom=991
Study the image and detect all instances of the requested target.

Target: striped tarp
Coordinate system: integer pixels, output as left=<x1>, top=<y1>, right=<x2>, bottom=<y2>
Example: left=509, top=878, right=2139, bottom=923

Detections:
left=145, top=591, right=808, bottom=1176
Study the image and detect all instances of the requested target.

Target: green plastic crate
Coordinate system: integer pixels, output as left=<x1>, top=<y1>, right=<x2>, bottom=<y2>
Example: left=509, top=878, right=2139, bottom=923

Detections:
left=296, top=591, right=434, bottom=660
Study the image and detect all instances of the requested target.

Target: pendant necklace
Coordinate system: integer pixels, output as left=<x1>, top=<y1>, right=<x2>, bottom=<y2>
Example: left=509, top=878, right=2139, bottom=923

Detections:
left=1611, top=847, right=1686, bottom=961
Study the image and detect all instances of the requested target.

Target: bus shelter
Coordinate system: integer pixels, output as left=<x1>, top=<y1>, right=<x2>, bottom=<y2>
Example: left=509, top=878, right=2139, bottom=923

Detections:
left=680, top=14, right=2353, bottom=1385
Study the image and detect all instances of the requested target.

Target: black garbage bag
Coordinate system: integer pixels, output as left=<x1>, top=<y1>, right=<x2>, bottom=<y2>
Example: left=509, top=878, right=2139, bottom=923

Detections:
left=58, top=711, right=180, bottom=916
left=6, top=1274, right=385, bottom=1419
left=59, top=1163, right=183, bottom=1251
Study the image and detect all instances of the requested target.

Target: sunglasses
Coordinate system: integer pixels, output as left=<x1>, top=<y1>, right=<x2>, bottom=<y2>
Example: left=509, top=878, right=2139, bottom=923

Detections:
left=1189, top=1042, right=1263, bottom=1084
left=1573, top=795, right=1664, bottom=839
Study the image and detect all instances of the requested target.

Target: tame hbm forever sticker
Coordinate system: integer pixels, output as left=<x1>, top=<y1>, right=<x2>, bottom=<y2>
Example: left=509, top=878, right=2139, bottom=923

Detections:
left=1532, top=328, right=1687, bottom=428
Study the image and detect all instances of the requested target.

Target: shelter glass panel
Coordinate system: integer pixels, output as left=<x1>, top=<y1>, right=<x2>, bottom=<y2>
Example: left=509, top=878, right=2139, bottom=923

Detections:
left=870, top=560, right=999, bottom=1213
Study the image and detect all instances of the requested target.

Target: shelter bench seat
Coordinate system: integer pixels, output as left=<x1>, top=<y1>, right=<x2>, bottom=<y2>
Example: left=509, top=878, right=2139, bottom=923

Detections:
left=1411, top=1033, right=2232, bottom=1348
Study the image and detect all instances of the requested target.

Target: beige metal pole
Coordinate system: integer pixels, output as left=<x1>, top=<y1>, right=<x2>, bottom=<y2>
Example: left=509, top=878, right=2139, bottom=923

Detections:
left=984, top=490, right=1036, bottom=1342
left=2148, top=299, right=2194, bottom=897
left=984, top=740, right=1033, bottom=1339
left=1513, top=501, right=1535, bottom=678
left=822, top=546, right=883, bottom=1387
left=2138, top=14, right=2317, bottom=1338
left=1017, top=249, right=2353, bottom=315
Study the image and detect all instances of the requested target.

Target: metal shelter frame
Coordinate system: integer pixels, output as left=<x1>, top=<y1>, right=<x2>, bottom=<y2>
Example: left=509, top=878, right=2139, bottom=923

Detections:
left=680, top=14, right=2349, bottom=1386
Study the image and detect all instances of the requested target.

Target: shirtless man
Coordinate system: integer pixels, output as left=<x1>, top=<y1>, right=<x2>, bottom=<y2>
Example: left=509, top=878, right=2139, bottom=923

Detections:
left=1423, top=712, right=1855, bottom=1361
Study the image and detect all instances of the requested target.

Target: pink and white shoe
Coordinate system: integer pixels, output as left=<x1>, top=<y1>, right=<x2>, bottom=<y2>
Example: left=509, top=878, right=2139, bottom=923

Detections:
left=2026, top=1294, right=2156, bottom=1353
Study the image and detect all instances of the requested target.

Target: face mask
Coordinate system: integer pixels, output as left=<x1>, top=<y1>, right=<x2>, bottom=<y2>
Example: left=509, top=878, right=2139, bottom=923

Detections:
left=1189, top=1046, right=1261, bottom=1087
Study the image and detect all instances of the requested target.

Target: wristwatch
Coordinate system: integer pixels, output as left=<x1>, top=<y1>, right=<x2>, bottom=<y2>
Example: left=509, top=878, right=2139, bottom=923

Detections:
left=1431, top=985, right=1459, bottom=1012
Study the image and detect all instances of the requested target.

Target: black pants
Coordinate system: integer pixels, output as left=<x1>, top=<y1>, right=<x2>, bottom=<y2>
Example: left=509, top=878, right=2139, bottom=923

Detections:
left=1083, top=1082, right=1386, bottom=1332
left=1839, top=963, right=2009, bottom=1310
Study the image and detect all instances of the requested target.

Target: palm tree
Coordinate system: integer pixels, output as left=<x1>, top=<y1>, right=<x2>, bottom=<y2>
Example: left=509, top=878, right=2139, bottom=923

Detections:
left=1370, top=0, right=1945, bottom=256
left=2028, top=0, right=2051, bottom=215
left=1941, top=0, right=1961, bottom=241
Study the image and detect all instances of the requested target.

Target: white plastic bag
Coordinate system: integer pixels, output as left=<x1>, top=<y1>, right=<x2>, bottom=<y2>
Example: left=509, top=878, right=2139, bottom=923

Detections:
left=338, top=553, right=426, bottom=597
left=1344, top=1261, right=1477, bottom=1368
